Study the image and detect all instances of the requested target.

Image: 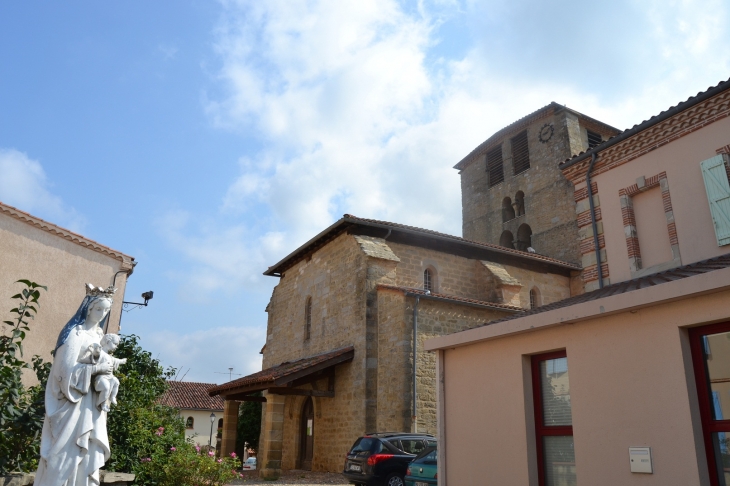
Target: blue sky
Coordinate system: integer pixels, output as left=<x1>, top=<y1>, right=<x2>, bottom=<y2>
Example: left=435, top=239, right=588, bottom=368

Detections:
left=1, top=0, right=729, bottom=383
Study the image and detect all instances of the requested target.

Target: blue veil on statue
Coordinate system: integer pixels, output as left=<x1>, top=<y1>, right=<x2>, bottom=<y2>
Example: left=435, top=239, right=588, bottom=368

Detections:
left=54, top=285, right=114, bottom=353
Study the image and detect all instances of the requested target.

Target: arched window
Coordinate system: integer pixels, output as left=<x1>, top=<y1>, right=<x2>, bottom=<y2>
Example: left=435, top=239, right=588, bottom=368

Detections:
left=186, top=417, right=194, bottom=429
left=516, top=224, right=532, bottom=252
left=500, top=230, right=515, bottom=249
left=529, top=287, right=541, bottom=309
left=515, top=191, right=525, bottom=216
left=304, top=297, right=312, bottom=341
left=502, top=197, right=515, bottom=222
left=424, top=268, right=433, bottom=292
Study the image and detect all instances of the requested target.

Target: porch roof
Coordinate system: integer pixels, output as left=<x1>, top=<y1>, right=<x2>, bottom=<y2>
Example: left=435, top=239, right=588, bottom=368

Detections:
left=208, top=346, right=355, bottom=399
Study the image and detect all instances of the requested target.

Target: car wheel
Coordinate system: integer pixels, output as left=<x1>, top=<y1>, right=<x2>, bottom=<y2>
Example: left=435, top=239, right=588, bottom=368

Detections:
left=385, top=473, right=405, bottom=486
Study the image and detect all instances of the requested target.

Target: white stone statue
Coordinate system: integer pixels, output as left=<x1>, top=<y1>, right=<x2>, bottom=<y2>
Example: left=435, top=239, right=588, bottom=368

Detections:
left=35, top=284, right=119, bottom=486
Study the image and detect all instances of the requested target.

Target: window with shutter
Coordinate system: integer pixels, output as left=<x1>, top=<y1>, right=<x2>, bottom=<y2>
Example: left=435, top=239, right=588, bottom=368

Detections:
left=700, top=155, right=730, bottom=246
left=512, top=130, right=530, bottom=175
left=487, top=146, right=504, bottom=187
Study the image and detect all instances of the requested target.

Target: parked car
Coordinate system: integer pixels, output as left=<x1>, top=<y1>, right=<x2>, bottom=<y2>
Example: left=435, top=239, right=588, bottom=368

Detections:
left=242, top=457, right=257, bottom=470
left=404, top=447, right=437, bottom=486
left=342, top=432, right=436, bottom=486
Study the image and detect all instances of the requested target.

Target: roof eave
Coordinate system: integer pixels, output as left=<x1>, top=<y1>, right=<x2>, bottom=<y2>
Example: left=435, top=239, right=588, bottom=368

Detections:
left=560, top=77, right=730, bottom=171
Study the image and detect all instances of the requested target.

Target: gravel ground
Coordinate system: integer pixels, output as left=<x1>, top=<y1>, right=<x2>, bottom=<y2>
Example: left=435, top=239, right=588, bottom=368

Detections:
left=227, top=470, right=350, bottom=485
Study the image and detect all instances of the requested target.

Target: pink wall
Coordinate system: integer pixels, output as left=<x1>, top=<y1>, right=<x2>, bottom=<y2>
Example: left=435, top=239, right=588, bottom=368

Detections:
left=593, top=116, right=730, bottom=283
left=438, top=287, right=730, bottom=485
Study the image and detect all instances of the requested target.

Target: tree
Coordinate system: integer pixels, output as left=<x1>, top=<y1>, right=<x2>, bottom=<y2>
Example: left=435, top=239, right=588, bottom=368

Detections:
left=0, top=280, right=50, bottom=474
left=236, top=393, right=262, bottom=453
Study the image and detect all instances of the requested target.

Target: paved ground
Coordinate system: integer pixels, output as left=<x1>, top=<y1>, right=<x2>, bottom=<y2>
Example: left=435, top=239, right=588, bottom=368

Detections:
left=227, top=470, right=350, bottom=485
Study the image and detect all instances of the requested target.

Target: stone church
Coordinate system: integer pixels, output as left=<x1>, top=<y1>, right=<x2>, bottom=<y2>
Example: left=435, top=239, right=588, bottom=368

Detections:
left=208, top=103, right=618, bottom=478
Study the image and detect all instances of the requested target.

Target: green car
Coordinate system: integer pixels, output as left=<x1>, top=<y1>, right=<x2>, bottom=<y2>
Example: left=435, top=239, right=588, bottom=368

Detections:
left=405, top=447, right=437, bottom=486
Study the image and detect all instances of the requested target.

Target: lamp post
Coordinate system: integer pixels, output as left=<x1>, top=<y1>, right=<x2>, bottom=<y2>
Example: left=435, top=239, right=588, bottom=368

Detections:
left=209, top=412, right=216, bottom=448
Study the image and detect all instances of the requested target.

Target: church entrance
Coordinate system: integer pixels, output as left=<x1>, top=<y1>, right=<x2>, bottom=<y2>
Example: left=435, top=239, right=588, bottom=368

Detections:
left=299, top=397, right=314, bottom=470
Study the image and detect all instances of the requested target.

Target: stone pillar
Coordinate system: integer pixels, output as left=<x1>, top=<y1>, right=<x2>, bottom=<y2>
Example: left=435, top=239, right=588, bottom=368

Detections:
left=220, top=400, right=240, bottom=459
left=258, top=392, right=286, bottom=480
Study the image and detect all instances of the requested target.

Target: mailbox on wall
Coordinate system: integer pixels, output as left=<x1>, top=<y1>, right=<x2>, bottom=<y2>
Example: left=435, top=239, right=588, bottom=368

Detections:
left=629, top=447, right=653, bottom=474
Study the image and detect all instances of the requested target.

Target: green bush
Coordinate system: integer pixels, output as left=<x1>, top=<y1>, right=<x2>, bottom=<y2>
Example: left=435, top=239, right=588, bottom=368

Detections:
left=0, top=280, right=50, bottom=474
left=139, top=438, right=241, bottom=486
left=236, top=393, right=262, bottom=453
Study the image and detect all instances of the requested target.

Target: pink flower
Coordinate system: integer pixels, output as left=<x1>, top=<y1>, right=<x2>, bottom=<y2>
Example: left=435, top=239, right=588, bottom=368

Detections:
left=230, top=452, right=237, bottom=458
left=155, top=426, right=164, bottom=436
left=195, top=446, right=201, bottom=452
left=170, top=447, right=176, bottom=451
left=217, top=459, right=222, bottom=463
left=208, top=450, right=214, bottom=456
left=141, top=457, right=151, bottom=463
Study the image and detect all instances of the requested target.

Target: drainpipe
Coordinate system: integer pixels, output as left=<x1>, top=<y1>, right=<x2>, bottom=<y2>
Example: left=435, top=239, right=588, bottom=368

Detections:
left=586, top=152, right=604, bottom=289
left=404, top=292, right=424, bottom=433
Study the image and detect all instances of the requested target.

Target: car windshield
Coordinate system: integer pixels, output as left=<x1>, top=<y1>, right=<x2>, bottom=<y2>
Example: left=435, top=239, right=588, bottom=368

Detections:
left=412, top=447, right=437, bottom=463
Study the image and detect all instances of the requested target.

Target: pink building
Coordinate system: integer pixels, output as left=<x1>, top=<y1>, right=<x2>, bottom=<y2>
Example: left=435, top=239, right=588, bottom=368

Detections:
left=426, top=78, right=730, bottom=486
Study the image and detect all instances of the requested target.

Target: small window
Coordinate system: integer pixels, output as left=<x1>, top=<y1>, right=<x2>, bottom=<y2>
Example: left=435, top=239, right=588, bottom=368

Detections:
left=304, top=297, right=312, bottom=340
left=530, top=287, right=541, bottom=309
left=186, top=417, right=194, bottom=429
left=587, top=130, right=602, bottom=149
left=487, top=146, right=505, bottom=187
left=532, top=351, right=575, bottom=486
left=400, top=439, right=426, bottom=455
left=515, top=191, right=525, bottom=217
left=423, top=269, right=433, bottom=292
left=500, top=230, right=515, bottom=249
left=512, top=130, right=530, bottom=175
left=503, top=197, right=515, bottom=222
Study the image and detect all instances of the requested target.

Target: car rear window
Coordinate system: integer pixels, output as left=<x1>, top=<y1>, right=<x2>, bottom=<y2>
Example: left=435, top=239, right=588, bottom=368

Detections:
left=413, top=448, right=437, bottom=463
left=350, top=438, right=379, bottom=453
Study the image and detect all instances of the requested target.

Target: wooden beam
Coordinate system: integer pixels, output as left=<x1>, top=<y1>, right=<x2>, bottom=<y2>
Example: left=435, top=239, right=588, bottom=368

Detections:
left=286, top=367, right=335, bottom=388
left=224, top=393, right=268, bottom=402
left=268, top=387, right=334, bottom=398
left=273, top=349, right=354, bottom=386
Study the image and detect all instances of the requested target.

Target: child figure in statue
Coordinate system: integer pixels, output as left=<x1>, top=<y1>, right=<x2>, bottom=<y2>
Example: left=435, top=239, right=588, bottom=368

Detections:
left=79, top=333, right=127, bottom=412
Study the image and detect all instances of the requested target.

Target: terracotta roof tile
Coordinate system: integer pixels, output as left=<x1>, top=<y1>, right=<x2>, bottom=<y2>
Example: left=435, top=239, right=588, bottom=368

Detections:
left=377, top=284, right=523, bottom=312
left=560, top=77, right=730, bottom=169
left=158, top=381, right=225, bottom=410
left=344, top=215, right=580, bottom=270
left=208, top=346, right=355, bottom=396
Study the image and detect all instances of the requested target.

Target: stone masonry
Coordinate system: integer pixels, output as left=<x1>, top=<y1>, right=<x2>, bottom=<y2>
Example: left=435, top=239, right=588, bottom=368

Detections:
left=253, top=225, right=576, bottom=475
left=458, top=104, right=620, bottom=265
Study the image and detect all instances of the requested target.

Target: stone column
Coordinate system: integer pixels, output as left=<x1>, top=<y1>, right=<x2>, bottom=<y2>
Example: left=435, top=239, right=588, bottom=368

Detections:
left=220, top=400, right=240, bottom=459
left=259, top=392, right=286, bottom=480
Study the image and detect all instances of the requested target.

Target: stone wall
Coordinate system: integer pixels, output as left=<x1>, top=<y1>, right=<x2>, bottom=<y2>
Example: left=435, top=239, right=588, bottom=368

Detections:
left=264, top=233, right=370, bottom=473
left=460, top=109, right=619, bottom=265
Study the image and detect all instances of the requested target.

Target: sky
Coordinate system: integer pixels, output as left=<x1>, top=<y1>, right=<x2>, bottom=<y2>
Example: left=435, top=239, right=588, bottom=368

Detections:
left=1, top=0, right=729, bottom=383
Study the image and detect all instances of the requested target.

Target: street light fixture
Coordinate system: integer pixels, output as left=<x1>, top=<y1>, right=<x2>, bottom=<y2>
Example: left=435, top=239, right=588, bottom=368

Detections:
left=209, top=412, right=216, bottom=448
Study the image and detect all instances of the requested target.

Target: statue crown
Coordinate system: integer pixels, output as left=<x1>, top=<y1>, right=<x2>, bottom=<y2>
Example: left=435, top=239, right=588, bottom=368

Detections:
left=85, top=283, right=117, bottom=298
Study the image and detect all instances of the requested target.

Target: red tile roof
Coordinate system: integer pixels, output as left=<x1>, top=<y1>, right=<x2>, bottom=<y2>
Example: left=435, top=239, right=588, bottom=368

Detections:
left=208, top=346, right=355, bottom=396
left=158, top=381, right=225, bottom=410
left=263, top=214, right=580, bottom=277
left=560, top=77, right=730, bottom=169
left=377, top=284, right=523, bottom=313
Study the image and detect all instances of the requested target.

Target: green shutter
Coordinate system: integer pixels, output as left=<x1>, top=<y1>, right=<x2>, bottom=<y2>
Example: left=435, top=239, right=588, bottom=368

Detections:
left=701, top=154, right=730, bottom=246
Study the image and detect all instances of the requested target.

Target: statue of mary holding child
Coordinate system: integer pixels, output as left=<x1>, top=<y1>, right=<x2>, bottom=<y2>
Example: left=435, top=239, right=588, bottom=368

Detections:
left=35, top=284, right=119, bottom=486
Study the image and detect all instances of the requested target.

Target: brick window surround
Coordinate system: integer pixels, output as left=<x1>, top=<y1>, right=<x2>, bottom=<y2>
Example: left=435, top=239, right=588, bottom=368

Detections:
left=619, top=171, right=681, bottom=277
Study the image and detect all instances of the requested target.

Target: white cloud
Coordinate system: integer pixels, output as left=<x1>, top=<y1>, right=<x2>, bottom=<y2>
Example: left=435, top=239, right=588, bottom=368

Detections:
left=0, top=148, right=85, bottom=232
left=145, top=326, right=265, bottom=384
left=165, top=0, right=730, bottom=301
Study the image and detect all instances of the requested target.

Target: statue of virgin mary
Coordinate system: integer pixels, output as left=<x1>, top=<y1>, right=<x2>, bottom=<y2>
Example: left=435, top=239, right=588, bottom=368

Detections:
left=35, top=284, right=117, bottom=486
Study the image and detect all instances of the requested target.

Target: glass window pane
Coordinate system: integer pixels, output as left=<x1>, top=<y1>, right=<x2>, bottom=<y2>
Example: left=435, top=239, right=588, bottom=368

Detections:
left=540, top=357, right=572, bottom=426
left=543, top=436, right=576, bottom=486
left=712, top=432, right=730, bottom=486
left=704, top=331, right=730, bottom=420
